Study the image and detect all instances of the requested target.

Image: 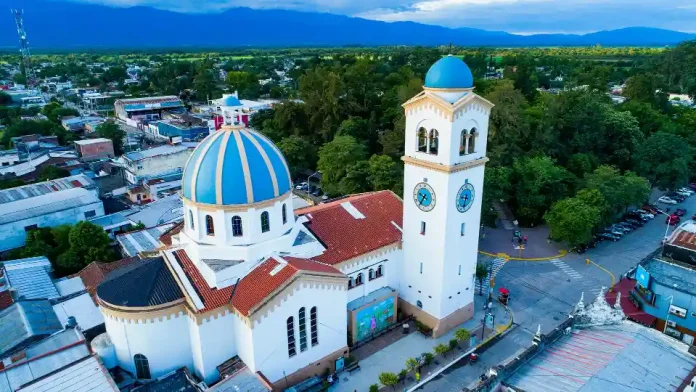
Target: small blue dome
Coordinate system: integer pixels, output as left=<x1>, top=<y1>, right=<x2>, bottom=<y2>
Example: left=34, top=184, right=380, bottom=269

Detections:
left=182, top=128, right=291, bottom=205
left=222, top=95, right=242, bottom=107
left=424, top=55, right=474, bottom=89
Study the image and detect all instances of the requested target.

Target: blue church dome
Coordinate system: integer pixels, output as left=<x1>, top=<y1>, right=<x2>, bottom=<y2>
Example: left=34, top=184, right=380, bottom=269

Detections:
left=424, top=55, right=474, bottom=89
left=182, top=128, right=291, bottom=205
left=222, top=95, right=242, bottom=107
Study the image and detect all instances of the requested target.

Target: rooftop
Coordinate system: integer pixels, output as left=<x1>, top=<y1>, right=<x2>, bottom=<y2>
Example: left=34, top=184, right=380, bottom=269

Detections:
left=116, top=223, right=176, bottom=257
left=0, top=301, right=62, bottom=358
left=642, top=258, right=696, bottom=295
left=15, top=354, right=118, bottom=392
left=0, top=174, right=94, bottom=205
left=123, top=144, right=192, bottom=162
left=97, top=256, right=184, bottom=308
left=2, top=257, right=59, bottom=300
left=296, top=191, right=403, bottom=265
left=505, top=321, right=696, bottom=392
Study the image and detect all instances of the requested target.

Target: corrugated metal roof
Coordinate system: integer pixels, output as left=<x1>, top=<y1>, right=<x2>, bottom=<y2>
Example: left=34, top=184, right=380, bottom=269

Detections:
left=3, top=257, right=59, bottom=300
left=0, top=301, right=62, bottom=358
left=16, top=355, right=118, bottom=392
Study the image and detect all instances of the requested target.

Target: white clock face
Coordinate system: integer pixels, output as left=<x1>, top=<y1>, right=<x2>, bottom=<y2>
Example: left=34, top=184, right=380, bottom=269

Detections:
left=456, top=182, right=475, bottom=213
left=413, top=182, right=436, bottom=212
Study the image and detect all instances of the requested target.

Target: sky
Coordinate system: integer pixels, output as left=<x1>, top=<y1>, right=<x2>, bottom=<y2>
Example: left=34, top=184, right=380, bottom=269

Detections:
left=73, top=0, right=696, bottom=34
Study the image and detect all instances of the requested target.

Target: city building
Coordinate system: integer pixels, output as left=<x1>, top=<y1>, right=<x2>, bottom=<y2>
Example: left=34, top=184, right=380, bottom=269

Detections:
left=91, top=56, right=492, bottom=388
left=114, top=96, right=185, bottom=122
left=0, top=174, right=105, bottom=252
left=121, top=144, right=194, bottom=185
left=74, top=138, right=115, bottom=160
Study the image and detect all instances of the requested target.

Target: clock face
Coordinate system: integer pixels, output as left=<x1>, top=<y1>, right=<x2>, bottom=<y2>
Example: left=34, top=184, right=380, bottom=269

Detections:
left=413, top=182, right=436, bottom=212
left=456, top=182, right=475, bottom=213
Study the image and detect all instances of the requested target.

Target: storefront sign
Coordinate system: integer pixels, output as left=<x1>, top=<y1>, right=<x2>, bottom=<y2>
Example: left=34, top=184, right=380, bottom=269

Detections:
left=636, top=265, right=650, bottom=289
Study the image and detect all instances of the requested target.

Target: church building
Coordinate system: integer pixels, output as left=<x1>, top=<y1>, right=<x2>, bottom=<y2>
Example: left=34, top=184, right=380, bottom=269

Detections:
left=94, top=55, right=494, bottom=388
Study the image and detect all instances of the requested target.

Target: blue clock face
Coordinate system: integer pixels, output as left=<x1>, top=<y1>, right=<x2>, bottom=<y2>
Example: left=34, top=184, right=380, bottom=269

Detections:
left=413, top=182, right=436, bottom=212
left=456, top=182, right=475, bottom=213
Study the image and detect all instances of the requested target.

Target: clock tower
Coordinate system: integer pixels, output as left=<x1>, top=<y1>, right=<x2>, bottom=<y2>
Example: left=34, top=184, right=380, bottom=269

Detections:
left=399, top=55, right=494, bottom=337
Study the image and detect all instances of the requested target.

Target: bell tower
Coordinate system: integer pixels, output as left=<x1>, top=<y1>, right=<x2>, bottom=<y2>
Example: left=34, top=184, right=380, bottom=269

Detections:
left=399, top=55, right=494, bottom=337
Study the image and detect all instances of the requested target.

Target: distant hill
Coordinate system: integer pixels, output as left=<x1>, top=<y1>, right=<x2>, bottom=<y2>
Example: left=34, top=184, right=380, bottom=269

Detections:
left=2, top=0, right=695, bottom=49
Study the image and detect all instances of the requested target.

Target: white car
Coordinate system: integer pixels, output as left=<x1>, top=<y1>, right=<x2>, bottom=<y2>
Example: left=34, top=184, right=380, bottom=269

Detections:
left=658, top=196, right=678, bottom=205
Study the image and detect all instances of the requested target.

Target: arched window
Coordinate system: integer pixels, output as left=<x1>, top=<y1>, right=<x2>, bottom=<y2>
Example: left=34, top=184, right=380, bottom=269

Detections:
left=134, top=354, right=151, bottom=379
left=368, top=268, right=375, bottom=281
left=231, top=216, right=243, bottom=237
left=205, top=215, right=214, bottom=236
left=428, top=129, right=439, bottom=155
left=188, top=210, right=194, bottom=230
left=468, top=128, right=477, bottom=154
left=282, top=204, right=287, bottom=224
left=417, top=300, right=423, bottom=309
left=261, top=211, right=270, bottom=233
left=376, top=265, right=384, bottom=278
left=287, top=316, right=296, bottom=357
left=299, top=307, right=308, bottom=352
left=460, top=130, right=467, bottom=156
left=355, top=273, right=363, bottom=286
left=310, top=307, right=318, bottom=346
left=417, top=127, right=428, bottom=153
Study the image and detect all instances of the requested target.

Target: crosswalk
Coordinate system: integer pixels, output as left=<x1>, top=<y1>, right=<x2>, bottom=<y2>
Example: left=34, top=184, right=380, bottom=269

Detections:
left=475, top=257, right=507, bottom=295
left=550, top=259, right=582, bottom=279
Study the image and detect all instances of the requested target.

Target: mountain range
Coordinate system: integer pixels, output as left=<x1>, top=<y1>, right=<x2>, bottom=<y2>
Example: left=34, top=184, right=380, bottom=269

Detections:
left=2, top=0, right=695, bottom=49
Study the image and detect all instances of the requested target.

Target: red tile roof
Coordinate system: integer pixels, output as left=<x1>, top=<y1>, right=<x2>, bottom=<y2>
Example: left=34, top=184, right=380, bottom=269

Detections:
left=172, top=250, right=342, bottom=315
left=295, top=191, right=403, bottom=265
left=606, top=278, right=657, bottom=326
left=71, top=257, right=140, bottom=299
left=160, top=222, right=185, bottom=246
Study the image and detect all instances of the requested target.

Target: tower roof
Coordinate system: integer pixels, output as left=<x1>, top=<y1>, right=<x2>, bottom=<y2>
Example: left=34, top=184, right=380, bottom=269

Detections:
left=182, top=128, right=291, bottom=206
left=424, top=55, right=474, bottom=90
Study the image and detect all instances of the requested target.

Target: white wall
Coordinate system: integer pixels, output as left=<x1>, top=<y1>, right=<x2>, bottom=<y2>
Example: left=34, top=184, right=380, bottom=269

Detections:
left=104, top=311, right=194, bottom=379
left=249, top=282, right=347, bottom=383
left=0, top=200, right=104, bottom=252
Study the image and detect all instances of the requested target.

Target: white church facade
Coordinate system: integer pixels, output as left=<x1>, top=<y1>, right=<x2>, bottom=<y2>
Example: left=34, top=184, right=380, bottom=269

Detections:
left=94, top=55, right=494, bottom=388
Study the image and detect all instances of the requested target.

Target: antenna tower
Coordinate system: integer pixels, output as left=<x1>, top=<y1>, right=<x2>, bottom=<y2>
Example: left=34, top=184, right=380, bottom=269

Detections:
left=11, top=9, right=38, bottom=88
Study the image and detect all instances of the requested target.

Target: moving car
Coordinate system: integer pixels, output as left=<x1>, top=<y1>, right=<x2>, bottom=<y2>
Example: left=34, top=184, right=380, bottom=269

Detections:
left=658, top=196, right=678, bottom=205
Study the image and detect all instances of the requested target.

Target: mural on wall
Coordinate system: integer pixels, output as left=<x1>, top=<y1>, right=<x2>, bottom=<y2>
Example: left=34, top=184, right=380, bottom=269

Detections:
left=355, top=296, right=395, bottom=341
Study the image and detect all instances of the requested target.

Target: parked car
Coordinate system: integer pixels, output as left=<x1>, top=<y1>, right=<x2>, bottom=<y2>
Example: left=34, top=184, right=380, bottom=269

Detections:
left=676, top=208, right=687, bottom=217
left=599, top=233, right=620, bottom=242
left=666, top=214, right=681, bottom=225
left=658, top=196, right=678, bottom=205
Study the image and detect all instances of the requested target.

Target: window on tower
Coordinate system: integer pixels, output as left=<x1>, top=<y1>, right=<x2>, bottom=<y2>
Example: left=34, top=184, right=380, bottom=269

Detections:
left=468, top=128, right=477, bottom=154
left=417, top=127, right=428, bottom=153
left=429, top=129, right=439, bottom=155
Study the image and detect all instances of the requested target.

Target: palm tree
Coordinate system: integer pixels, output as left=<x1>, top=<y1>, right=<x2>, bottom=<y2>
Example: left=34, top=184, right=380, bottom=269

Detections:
left=476, top=263, right=489, bottom=296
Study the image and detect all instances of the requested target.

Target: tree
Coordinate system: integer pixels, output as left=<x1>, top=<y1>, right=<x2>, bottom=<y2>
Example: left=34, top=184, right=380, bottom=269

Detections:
left=276, top=135, right=316, bottom=179
left=405, top=357, right=418, bottom=373
left=634, top=132, right=691, bottom=189
left=96, top=121, right=126, bottom=156
left=317, top=136, right=366, bottom=196
left=511, top=156, right=575, bottom=225
left=475, top=263, right=489, bottom=296
left=378, top=372, right=399, bottom=390
left=433, top=343, right=450, bottom=358
left=37, top=165, right=70, bottom=182
left=544, top=197, right=601, bottom=247
left=454, top=328, right=470, bottom=343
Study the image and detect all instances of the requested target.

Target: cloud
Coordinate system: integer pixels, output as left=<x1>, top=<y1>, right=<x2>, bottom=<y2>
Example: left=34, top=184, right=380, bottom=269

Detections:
left=70, top=0, right=696, bottom=33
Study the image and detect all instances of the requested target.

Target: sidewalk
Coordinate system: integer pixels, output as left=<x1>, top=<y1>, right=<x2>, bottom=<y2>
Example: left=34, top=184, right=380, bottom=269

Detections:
left=479, top=225, right=565, bottom=259
left=331, top=299, right=512, bottom=392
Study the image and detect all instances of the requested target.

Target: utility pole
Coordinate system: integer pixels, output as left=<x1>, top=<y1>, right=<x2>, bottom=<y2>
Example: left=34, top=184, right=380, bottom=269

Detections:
left=12, top=9, right=38, bottom=89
